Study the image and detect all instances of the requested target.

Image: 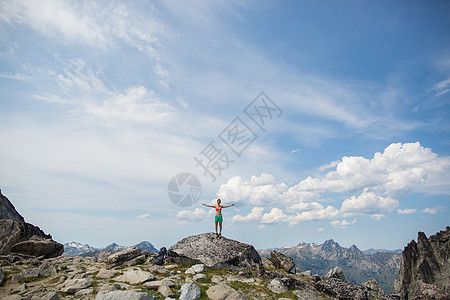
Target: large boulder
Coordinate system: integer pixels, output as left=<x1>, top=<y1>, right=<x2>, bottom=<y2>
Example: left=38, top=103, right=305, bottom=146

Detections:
left=0, top=219, right=63, bottom=258
left=10, top=236, right=64, bottom=258
left=393, top=227, right=450, bottom=299
left=168, top=233, right=262, bottom=270
left=106, top=247, right=141, bottom=266
left=270, top=250, right=295, bottom=273
left=0, top=189, right=25, bottom=222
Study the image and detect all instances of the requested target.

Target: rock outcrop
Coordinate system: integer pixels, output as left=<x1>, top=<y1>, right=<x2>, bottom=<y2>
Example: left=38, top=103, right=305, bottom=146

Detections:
left=325, top=266, right=347, bottom=282
left=168, top=233, right=262, bottom=270
left=393, top=226, right=449, bottom=299
left=0, top=190, right=25, bottom=222
left=0, top=191, right=64, bottom=259
left=269, top=250, right=295, bottom=273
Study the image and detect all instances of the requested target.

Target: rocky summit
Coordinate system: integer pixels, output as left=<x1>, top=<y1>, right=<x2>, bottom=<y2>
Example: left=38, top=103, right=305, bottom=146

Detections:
left=393, top=226, right=449, bottom=299
left=168, top=233, right=262, bottom=271
left=0, top=234, right=396, bottom=300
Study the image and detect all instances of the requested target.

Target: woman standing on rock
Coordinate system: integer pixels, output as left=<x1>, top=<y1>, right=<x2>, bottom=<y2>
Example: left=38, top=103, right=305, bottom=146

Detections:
left=202, top=199, right=234, bottom=238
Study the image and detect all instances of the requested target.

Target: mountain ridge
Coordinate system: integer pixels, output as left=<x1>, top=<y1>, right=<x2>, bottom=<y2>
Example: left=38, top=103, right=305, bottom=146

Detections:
left=259, top=238, right=401, bottom=293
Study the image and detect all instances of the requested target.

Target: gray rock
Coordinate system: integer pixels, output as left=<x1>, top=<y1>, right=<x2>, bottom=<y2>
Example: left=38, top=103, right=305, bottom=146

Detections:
left=0, top=265, right=4, bottom=285
left=95, top=290, right=156, bottom=300
left=142, top=279, right=175, bottom=289
left=193, top=273, right=206, bottom=281
left=96, top=268, right=117, bottom=279
left=2, top=295, right=23, bottom=300
left=40, top=291, right=60, bottom=300
left=192, top=264, right=206, bottom=273
left=270, top=250, right=295, bottom=273
left=261, top=257, right=274, bottom=269
left=168, top=233, right=262, bottom=271
left=317, top=278, right=370, bottom=300
left=11, top=267, right=40, bottom=283
left=325, top=266, right=346, bottom=281
left=158, top=283, right=174, bottom=297
left=114, top=268, right=155, bottom=285
left=362, top=279, right=385, bottom=295
left=179, top=282, right=201, bottom=300
left=124, top=254, right=146, bottom=267
left=38, top=261, right=56, bottom=277
left=211, top=275, right=225, bottom=284
left=61, top=278, right=93, bottom=294
left=268, top=278, right=289, bottom=294
left=106, top=247, right=141, bottom=266
left=206, top=283, right=247, bottom=300
left=149, top=264, right=169, bottom=274
left=292, top=289, right=323, bottom=300
left=75, top=288, right=94, bottom=296
left=185, top=267, right=196, bottom=274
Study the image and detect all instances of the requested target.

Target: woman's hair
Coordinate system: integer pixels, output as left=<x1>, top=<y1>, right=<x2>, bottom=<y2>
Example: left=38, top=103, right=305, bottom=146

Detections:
left=217, top=198, right=221, bottom=203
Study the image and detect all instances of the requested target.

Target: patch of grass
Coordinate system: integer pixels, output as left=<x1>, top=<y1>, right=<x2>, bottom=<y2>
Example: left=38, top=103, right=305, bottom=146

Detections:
left=47, top=276, right=61, bottom=284
left=3, top=268, right=22, bottom=276
left=21, top=276, right=42, bottom=283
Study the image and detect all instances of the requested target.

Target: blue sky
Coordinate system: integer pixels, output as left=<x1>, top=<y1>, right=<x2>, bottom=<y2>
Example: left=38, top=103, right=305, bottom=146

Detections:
left=0, top=0, right=449, bottom=251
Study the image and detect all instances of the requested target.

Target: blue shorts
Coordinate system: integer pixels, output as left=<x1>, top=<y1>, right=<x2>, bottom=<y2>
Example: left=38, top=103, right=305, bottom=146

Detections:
left=214, top=215, right=223, bottom=222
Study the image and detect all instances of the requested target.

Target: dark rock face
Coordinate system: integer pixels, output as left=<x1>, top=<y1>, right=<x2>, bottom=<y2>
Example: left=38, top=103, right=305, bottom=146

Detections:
left=0, top=190, right=64, bottom=259
left=168, top=233, right=262, bottom=270
left=325, top=266, right=347, bottom=282
left=0, top=219, right=50, bottom=254
left=270, top=250, right=295, bottom=273
left=0, top=190, right=25, bottom=222
left=393, top=227, right=449, bottom=299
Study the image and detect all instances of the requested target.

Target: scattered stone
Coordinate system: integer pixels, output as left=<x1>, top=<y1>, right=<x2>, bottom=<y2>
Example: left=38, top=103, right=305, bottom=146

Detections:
left=325, top=266, right=346, bottom=281
left=11, top=267, right=40, bottom=283
left=268, top=278, right=289, bottom=294
left=149, top=265, right=169, bottom=274
left=158, top=283, right=174, bottom=297
left=179, top=282, right=201, bottom=300
left=292, top=288, right=323, bottom=300
left=168, top=233, right=262, bottom=271
left=206, top=283, right=247, bottom=300
left=96, top=268, right=117, bottom=279
left=16, top=282, right=27, bottom=292
left=211, top=274, right=225, bottom=284
left=2, top=295, right=23, bottom=300
left=95, top=290, right=156, bottom=300
left=106, top=247, right=141, bottom=266
left=193, top=273, right=206, bottom=281
left=0, top=266, right=4, bottom=285
left=185, top=267, right=196, bottom=274
left=298, top=270, right=312, bottom=277
left=317, top=278, right=370, bottom=299
left=114, top=268, right=155, bottom=285
left=227, top=274, right=255, bottom=283
left=40, top=291, right=60, bottom=300
left=142, top=279, right=175, bottom=289
left=75, top=288, right=93, bottom=296
left=61, top=278, right=93, bottom=294
left=38, top=261, right=56, bottom=277
left=192, top=264, right=206, bottom=273
left=269, top=250, right=295, bottom=273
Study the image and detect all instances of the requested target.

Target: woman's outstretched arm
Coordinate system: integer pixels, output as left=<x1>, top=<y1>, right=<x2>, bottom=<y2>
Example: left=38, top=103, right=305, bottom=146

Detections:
left=221, top=204, right=235, bottom=208
left=202, top=203, right=215, bottom=208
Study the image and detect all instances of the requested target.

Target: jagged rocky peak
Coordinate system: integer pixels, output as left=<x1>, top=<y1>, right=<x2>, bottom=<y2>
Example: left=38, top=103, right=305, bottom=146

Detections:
left=321, top=239, right=341, bottom=251
left=0, top=189, right=25, bottom=223
left=393, top=226, right=450, bottom=299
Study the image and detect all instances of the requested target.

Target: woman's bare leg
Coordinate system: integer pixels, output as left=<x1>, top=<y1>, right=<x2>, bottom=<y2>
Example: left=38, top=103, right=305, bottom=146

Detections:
left=219, top=222, right=223, bottom=236
left=215, top=222, right=218, bottom=236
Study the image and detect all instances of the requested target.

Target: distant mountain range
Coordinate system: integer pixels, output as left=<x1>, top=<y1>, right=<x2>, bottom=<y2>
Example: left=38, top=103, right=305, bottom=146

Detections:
left=362, top=248, right=402, bottom=255
left=259, top=239, right=401, bottom=294
left=63, top=241, right=158, bottom=257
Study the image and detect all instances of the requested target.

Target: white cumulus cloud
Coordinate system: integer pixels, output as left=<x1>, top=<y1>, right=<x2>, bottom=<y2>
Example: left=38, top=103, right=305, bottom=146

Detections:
left=232, top=207, right=264, bottom=222
left=397, top=208, right=417, bottom=214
